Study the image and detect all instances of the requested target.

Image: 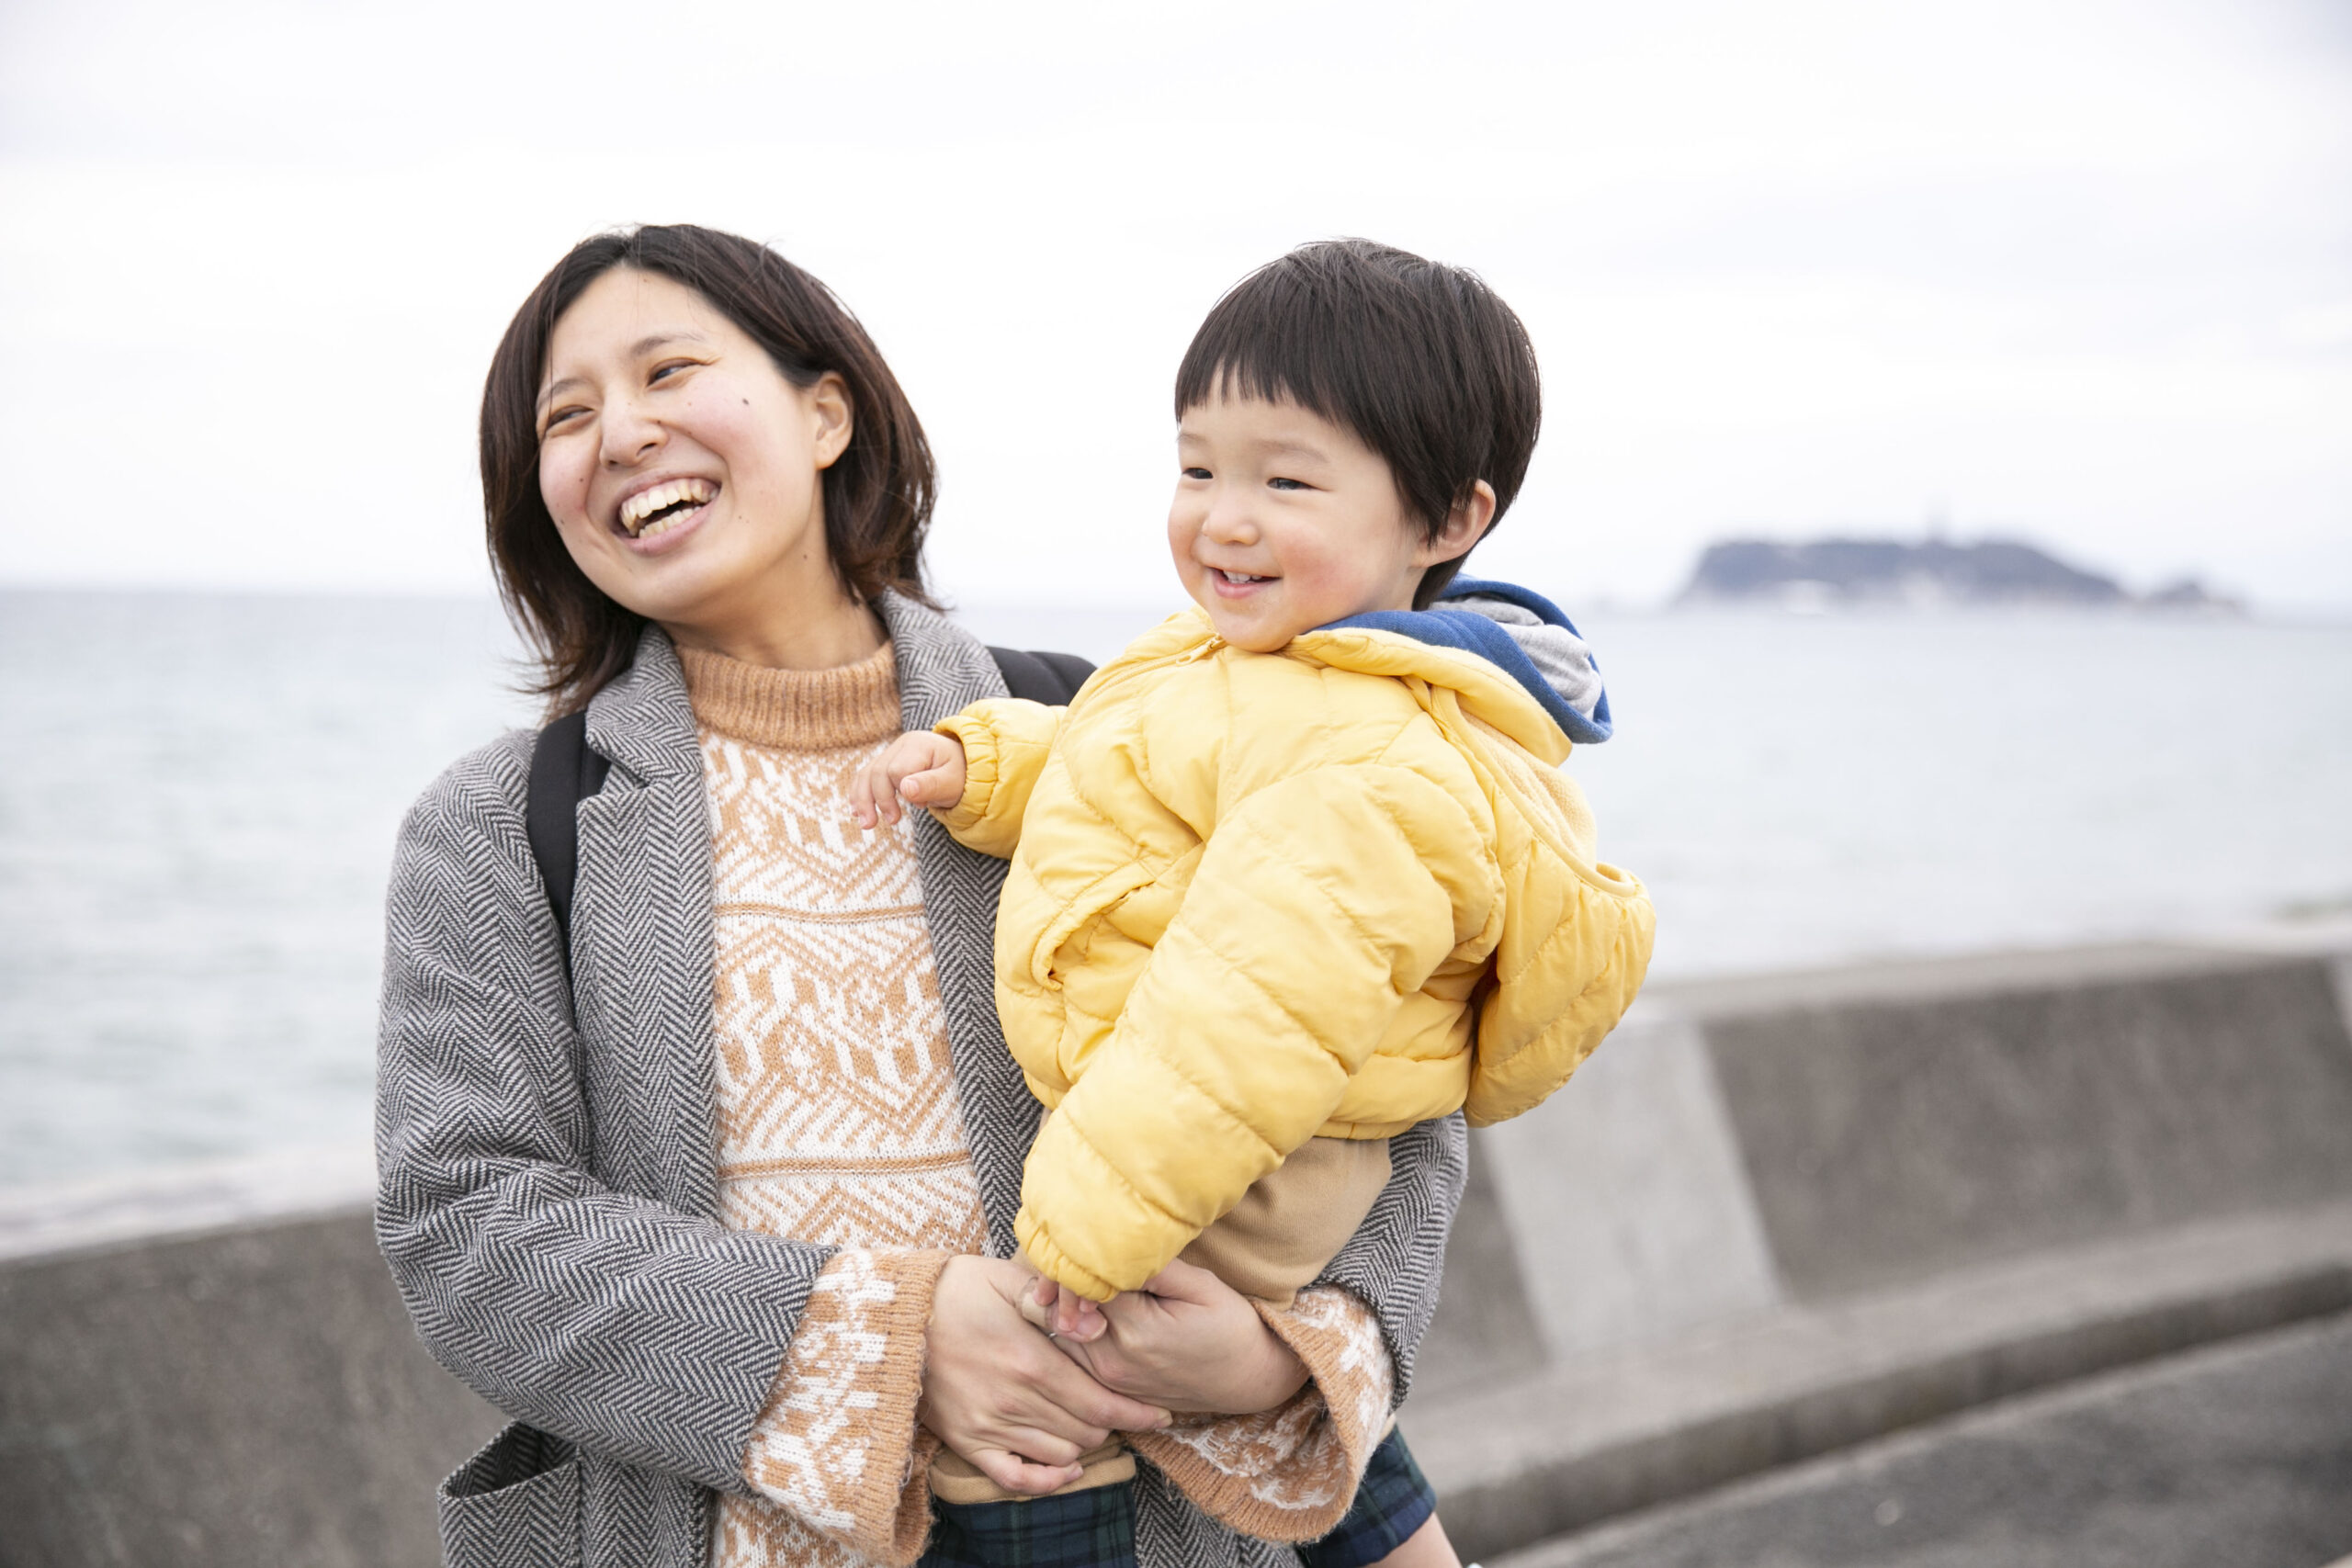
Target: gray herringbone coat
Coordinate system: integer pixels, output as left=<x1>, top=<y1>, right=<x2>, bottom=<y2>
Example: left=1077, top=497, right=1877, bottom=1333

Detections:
left=377, top=595, right=1467, bottom=1568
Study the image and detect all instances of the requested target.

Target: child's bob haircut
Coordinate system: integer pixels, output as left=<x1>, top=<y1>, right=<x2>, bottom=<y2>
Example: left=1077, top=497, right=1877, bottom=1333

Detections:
left=1174, top=239, right=1542, bottom=607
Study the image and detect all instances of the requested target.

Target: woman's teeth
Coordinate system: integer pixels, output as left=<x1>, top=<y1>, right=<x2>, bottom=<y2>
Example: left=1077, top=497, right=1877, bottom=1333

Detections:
left=620, top=478, right=716, bottom=536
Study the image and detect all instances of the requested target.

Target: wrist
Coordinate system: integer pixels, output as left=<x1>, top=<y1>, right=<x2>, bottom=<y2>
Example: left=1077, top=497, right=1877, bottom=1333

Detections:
left=924, top=1257, right=976, bottom=1353
left=1243, top=1316, right=1311, bottom=1414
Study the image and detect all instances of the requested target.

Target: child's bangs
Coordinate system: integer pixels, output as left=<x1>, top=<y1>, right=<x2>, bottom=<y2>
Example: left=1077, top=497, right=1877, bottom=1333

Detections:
left=1172, top=334, right=1359, bottom=437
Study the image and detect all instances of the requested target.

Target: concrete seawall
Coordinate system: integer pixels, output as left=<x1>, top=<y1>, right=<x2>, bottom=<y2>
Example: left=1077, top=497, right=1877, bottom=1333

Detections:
left=4, top=933, right=2347, bottom=1566
left=0, top=1212, right=500, bottom=1568
left=1410, top=933, right=2352, bottom=1559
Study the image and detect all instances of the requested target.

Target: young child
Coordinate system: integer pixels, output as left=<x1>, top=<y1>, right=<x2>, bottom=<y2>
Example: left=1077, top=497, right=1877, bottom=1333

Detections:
left=856, top=240, right=1655, bottom=1568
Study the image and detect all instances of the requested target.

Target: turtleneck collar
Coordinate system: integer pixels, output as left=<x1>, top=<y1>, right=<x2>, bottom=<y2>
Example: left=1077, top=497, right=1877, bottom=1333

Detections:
left=675, top=638, right=901, bottom=750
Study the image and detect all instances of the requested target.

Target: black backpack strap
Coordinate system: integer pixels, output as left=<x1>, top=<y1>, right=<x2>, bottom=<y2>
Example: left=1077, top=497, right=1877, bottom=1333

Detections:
left=989, top=646, right=1095, bottom=706
left=526, top=708, right=612, bottom=952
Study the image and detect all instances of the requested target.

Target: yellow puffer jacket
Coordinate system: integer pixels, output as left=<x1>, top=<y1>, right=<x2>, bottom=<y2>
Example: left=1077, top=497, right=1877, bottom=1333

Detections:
left=936, top=608, right=1655, bottom=1300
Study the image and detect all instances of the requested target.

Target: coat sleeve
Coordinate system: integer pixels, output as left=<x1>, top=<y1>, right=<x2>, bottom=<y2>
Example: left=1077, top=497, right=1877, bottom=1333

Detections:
left=736, top=1247, right=952, bottom=1564
left=1316, top=1110, right=1465, bottom=1408
left=932, top=698, right=1065, bottom=861
left=1130, top=1283, right=1396, bottom=1540
left=1015, top=762, right=1498, bottom=1300
left=1144, top=1115, right=1468, bottom=1537
left=374, top=740, right=831, bottom=1493
left=1132, top=1111, right=1470, bottom=1530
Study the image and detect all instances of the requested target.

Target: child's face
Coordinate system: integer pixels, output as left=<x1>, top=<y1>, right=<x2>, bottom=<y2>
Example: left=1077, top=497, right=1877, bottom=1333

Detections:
left=1168, top=394, right=1443, bottom=653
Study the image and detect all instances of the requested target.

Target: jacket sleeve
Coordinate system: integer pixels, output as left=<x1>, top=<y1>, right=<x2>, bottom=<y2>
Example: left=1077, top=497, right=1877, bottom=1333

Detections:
left=374, top=740, right=831, bottom=1493
left=1015, top=762, right=1498, bottom=1300
left=931, top=698, right=1064, bottom=861
left=1463, top=762, right=1657, bottom=1125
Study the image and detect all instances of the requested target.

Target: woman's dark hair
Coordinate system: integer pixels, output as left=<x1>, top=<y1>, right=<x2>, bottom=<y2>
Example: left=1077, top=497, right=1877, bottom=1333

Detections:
left=1173, top=239, right=1541, bottom=607
left=481, top=224, right=937, bottom=715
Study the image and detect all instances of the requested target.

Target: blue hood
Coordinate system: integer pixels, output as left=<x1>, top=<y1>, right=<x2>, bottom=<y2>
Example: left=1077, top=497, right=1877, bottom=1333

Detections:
left=1326, top=576, right=1613, bottom=744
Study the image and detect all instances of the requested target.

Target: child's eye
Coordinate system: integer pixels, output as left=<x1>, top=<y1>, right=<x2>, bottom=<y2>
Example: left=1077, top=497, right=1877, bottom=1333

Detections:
left=1268, top=477, right=1308, bottom=491
left=1182, top=467, right=1212, bottom=480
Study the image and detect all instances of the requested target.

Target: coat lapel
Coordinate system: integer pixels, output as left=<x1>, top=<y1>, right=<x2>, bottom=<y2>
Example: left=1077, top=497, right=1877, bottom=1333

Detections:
left=879, top=592, right=1037, bottom=1258
left=572, top=626, right=724, bottom=1219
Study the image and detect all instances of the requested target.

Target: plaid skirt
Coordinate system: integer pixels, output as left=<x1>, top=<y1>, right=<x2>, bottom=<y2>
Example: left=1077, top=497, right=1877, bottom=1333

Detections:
left=922, top=1428, right=1436, bottom=1568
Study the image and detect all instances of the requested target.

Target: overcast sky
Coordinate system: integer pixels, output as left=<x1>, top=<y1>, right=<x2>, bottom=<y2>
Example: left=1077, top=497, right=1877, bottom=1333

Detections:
left=2, top=0, right=2346, bottom=612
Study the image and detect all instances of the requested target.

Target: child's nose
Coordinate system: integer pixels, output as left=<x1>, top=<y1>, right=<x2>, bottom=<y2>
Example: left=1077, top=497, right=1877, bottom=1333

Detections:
left=1203, top=494, right=1259, bottom=544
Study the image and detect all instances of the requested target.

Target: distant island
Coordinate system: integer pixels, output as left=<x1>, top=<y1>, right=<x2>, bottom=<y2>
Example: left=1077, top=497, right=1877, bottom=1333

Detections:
left=1677, top=537, right=2243, bottom=614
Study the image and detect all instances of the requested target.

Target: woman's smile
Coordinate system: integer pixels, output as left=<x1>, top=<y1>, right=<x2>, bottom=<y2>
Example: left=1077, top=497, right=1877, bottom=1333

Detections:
left=611, top=473, right=720, bottom=552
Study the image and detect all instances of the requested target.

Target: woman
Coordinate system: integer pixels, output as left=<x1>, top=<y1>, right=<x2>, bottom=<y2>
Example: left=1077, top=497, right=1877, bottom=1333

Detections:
left=376, top=224, right=1465, bottom=1568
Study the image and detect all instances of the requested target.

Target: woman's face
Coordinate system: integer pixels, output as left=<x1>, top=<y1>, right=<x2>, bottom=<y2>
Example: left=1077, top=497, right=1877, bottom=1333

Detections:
left=536, top=267, right=854, bottom=641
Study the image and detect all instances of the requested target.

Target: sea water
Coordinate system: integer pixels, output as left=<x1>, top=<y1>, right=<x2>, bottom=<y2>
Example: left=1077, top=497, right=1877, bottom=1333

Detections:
left=4, top=590, right=2349, bottom=1189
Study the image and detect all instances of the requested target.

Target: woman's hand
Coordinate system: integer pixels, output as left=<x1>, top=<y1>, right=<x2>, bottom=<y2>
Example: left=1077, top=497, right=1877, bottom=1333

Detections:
left=921, top=1256, right=1172, bottom=1495
left=852, top=731, right=965, bottom=829
left=1042, top=1260, right=1311, bottom=1416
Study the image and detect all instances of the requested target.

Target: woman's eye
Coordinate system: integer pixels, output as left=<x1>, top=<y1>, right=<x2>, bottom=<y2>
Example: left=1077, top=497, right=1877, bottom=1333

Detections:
left=542, top=407, right=586, bottom=435
left=650, top=360, right=697, bottom=385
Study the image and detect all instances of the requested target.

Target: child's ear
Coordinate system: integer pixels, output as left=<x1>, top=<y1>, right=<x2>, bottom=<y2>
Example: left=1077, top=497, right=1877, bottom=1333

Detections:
left=1420, top=479, right=1498, bottom=566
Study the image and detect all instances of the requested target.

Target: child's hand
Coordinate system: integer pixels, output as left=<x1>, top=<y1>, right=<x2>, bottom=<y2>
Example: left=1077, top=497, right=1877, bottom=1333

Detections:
left=852, top=730, right=966, bottom=829
left=1015, top=1256, right=1109, bottom=1344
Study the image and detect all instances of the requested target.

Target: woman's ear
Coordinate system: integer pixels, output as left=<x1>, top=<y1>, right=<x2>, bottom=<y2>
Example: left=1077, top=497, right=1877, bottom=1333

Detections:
left=810, top=372, right=855, bottom=470
left=1419, top=479, right=1498, bottom=566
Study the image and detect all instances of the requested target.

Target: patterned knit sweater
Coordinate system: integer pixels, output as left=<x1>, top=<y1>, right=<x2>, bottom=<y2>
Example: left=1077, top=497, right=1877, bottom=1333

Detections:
left=680, top=642, right=1397, bottom=1568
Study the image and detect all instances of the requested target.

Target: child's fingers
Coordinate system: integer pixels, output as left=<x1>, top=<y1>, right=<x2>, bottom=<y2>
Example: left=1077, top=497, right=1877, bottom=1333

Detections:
left=898, top=764, right=959, bottom=808
left=865, top=745, right=925, bottom=827
left=1048, top=1288, right=1108, bottom=1341
left=851, top=764, right=892, bottom=829
left=1056, top=1295, right=1107, bottom=1343
left=1020, top=1276, right=1109, bottom=1345
left=876, top=755, right=913, bottom=825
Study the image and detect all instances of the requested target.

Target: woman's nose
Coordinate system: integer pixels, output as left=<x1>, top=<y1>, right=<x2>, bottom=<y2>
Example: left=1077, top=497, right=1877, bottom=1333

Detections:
left=599, top=392, right=665, bottom=468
